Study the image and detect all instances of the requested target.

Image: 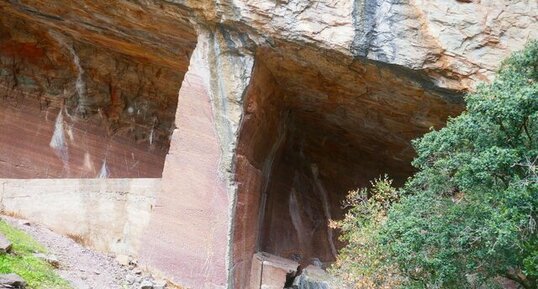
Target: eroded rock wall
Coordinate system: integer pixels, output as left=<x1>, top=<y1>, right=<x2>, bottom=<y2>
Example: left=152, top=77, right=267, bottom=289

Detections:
left=230, top=40, right=462, bottom=289
left=0, top=0, right=197, bottom=177
left=233, top=61, right=287, bottom=287
left=0, top=102, right=168, bottom=178
left=201, top=2, right=535, bottom=287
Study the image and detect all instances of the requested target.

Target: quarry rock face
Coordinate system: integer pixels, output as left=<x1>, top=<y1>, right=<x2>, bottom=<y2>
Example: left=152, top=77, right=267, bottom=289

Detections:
left=0, top=0, right=536, bottom=288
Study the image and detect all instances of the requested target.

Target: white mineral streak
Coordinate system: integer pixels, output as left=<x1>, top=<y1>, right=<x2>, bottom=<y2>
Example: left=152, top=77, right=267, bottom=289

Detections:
left=311, top=164, right=338, bottom=259
left=50, top=31, right=86, bottom=99
left=98, top=160, right=109, bottom=179
left=149, top=127, right=154, bottom=146
left=289, top=187, right=307, bottom=255
left=83, top=152, right=94, bottom=173
left=49, top=110, right=68, bottom=164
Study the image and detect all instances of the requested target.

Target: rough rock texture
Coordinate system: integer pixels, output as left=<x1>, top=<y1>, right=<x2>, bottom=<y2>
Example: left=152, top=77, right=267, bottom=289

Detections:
left=182, top=0, right=538, bottom=90
left=0, top=273, right=26, bottom=289
left=0, top=0, right=197, bottom=177
left=0, top=1, right=537, bottom=289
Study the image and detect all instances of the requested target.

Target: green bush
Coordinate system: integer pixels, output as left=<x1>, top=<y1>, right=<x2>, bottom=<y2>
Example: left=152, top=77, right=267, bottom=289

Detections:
left=332, top=41, right=538, bottom=289
left=329, top=176, right=403, bottom=288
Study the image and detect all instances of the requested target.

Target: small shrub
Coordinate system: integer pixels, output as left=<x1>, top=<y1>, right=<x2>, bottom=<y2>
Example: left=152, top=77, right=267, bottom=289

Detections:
left=330, top=175, right=403, bottom=288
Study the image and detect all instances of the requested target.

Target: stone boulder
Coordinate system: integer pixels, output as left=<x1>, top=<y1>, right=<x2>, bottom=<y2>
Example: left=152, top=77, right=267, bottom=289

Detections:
left=0, top=233, right=12, bottom=254
left=0, top=273, right=26, bottom=289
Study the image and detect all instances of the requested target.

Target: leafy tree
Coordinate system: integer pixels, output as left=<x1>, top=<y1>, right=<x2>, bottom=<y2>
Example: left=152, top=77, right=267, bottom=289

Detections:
left=332, top=41, right=538, bottom=289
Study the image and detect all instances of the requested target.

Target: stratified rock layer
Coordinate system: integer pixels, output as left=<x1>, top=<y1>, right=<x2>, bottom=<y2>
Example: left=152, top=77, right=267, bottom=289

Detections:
left=0, top=98, right=169, bottom=178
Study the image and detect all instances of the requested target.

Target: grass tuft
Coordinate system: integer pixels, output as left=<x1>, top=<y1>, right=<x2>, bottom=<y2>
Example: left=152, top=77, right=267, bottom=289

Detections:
left=0, top=219, right=71, bottom=289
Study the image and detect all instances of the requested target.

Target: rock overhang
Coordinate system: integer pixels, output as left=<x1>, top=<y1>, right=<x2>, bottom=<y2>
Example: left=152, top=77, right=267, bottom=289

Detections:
left=230, top=39, right=466, bottom=288
left=1, top=0, right=196, bottom=69
left=0, top=0, right=198, bottom=178
left=252, top=41, right=464, bottom=167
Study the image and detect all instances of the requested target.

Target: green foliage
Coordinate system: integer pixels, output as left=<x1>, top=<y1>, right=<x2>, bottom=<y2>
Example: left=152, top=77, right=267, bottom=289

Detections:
left=333, top=41, right=538, bottom=289
left=0, top=220, right=71, bottom=289
left=330, top=176, right=403, bottom=288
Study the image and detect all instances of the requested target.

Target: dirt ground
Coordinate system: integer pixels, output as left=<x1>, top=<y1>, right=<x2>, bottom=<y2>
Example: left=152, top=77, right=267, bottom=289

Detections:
left=1, top=215, right=166, bottom=289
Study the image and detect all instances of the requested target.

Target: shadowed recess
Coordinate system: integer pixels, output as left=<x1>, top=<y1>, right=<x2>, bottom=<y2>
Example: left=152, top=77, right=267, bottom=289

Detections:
left=231, top=43, right=463, bottom=288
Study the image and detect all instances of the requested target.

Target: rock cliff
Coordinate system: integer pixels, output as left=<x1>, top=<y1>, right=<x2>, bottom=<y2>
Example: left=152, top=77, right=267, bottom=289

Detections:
left=0, top=0, right=536, bottom=288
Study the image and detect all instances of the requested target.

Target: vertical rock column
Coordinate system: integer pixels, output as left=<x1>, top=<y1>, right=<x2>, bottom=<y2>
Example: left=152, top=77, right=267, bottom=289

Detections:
left=139, top=28, right=254, bottom=289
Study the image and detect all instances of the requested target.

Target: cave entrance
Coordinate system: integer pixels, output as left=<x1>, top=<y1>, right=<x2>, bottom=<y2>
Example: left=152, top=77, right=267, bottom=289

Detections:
left=232, top=46, right=462, bottom=288
left=0, top=2, right=197, bottom=178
